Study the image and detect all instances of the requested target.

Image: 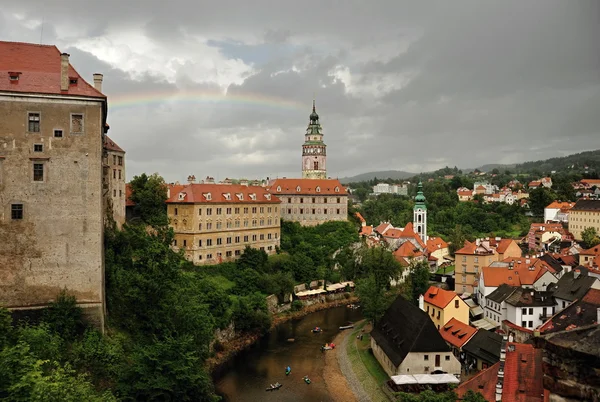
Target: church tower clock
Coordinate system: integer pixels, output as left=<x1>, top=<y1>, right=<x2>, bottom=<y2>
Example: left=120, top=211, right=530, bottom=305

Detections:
left=302, top=100, right=327, bottom=179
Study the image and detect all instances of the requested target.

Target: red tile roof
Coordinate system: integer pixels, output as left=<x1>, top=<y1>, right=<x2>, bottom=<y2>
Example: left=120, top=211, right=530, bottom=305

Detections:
left=489, top=238, right=516, bottom=254
left=359, top=225, right=373, bottom=236
left=545, top=201, right=575, bottom=210
left=0, top=41, right=105, bottom=98
left=104, top=136, right=125, bottom=153
left=422, top=285, right=460, bottom=309
left=481, top=258, right=551, bottom=287
left=456, top=343, right=543, bottom=402
left=579, top=246, right=600, bottom=257
left=374, top=222, right=393, bottom=235
left=393, top=241, right=423, bottom=259
left=267, top=178, right=347, bottom=195
left=426, top=237, right=449, bottom=253
left=383, top=228, right=404, bottom=239
left=125, top=184, right=135, bottom=207
left=355, top=212, right=366, bottom=223
left=439, top=318, right=477, bottom=348
left=166, top=183, right=281, bottom=204
left=400, top=222, right=426, bottom=249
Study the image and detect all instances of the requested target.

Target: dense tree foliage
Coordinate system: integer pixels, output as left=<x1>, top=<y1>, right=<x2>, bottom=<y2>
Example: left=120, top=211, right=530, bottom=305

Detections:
left=128, top=173, right=169, bottom=226
left=582, top=227, right=600, bottom=248
left=395, top=389, right=486, bottom=401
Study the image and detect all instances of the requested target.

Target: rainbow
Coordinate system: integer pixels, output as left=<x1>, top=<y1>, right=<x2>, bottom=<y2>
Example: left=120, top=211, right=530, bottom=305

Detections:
left=108, top=88, right=307, bottom=111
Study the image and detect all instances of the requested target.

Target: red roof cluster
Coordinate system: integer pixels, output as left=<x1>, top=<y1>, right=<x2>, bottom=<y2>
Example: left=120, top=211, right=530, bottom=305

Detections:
left=267, top=178, right=347, bottom=195
left=0, top=41, right=104, bottom=98
left=166, top=183, right=281, bottom=204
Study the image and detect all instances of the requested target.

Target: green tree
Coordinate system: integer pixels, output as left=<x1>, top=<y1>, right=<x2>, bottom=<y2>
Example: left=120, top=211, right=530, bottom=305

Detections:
left=129, top=173, right=169, bottom=227
left=356, top=246, right=402, bottom=289
left=356, top=275, right=392, bottom=324
left=448, top=225, right=467, bottom=255
left=461, top=390, right=488, bottom=402
left=407, top=261, right=431, bottom=305
left=581, top=227, right=600, bottom=248
left=0, top=308, right=12, bottom=349
left=354, top=187, right=369, bottom=202
left=528, top=187, right=558, bottom=216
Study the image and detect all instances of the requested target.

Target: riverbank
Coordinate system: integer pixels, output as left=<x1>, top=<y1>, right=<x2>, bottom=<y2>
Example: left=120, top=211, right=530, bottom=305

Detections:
left=325, top=320, right=364, bottom=402
left=207, top=295, right=359, bottom=373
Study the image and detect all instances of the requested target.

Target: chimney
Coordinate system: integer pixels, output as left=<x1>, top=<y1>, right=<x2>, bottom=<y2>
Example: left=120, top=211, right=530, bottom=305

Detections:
left=597, top=308, right=600, bottom=325
left=240, top=179, right=249, bottom=186
left=60, top=53, right=70, bottom=91
left=205, top=176, right=215, bottom=184
left=93, top=73, right=103, bottom=92
left=187, top=175, right=196, bottom=184
left=418, top=294, right=424, bottom=311
left=574, top=270, right=581, bottom=279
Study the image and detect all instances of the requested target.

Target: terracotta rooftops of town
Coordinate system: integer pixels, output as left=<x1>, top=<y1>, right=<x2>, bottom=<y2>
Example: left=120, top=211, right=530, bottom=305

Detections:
left=166, top=183, right=280, bottom=204
left=539, top=289, right=600, bottom=334
left=488, top=238, right=515, bottom=254
left=457, top=189, right=473, bottom=196
left=355, top=212, right=366, bottom=223
left=374, top=222, right=393, bottom=235
left=0, top=41, right=105, bottom=98
left=529, top=180, right=541, bottom=187
left=481, top=258, right=551, bottom=287
left=383, top=228, right=404, bottom=239
left=439, top=318, right=477, bottom=349
left=359, top=226, right=373, bottom=236
left=104, top=136, right=125, bottom=153
left=456, top=342, right=544, bottom=402
left=580, top=246, right=600, bottom=257
left=267, top=178, right=347, bottom=195
left=426, top=237, right=448, bottom=253
left=423, top=285, right=460, bottom=309
left=571, top=199, right=600, bottom=212
left=393, top=241, right=423, bottom=260
left=455, top=240, right=495, bottom=255
left=581, top=178, right=600, bottom=186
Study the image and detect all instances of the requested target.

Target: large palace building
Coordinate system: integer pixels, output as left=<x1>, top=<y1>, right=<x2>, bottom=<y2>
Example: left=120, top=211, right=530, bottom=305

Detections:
left=166, top=181, right=281, bottom=265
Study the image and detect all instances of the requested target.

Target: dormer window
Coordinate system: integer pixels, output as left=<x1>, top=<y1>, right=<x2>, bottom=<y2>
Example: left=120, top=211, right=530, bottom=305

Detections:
left=69, top=77, right=78, bottom=85
left=265, top=194, right=271, bottom=200
left=249, top=193, right=257, bottom=200
left=223, top=193, right=231, bottom=200
left=316, top=186, right=320, bottom=193
left=178, top=192, right=186, bottom=201
left=335, top=187, right=340, bottom=192
left=296, top=186, right=301, bottom=192
left=276, top=186, right=281, bottom=192
left=8, top=72, right=21, bottom=81
left=236, top=193, right=243, bottom=200
left=204, top=192, right=212, bottom=200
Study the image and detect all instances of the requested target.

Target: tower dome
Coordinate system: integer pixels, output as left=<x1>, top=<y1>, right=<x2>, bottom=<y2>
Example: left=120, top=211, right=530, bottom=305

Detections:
left=415, top=181, right=426, bottom=204
left=309, top=100, right=319, bottom=122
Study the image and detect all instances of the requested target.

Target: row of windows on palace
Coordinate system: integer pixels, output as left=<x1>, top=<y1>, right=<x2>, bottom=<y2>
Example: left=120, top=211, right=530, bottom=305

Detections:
left=174, top=232, right=278, bottom=250
left=282, top=197, right=344, bottom=204
left=285, top=207, right=346, bottom=215
left=193, top=245, right=275, bottom=261
left=109, top=155, right=124, bottom=166
left=173, top=206, right=278, bottom=216
left=25, top=112, right=85, bottom=136
left=173, top=217, right=280, bottom=230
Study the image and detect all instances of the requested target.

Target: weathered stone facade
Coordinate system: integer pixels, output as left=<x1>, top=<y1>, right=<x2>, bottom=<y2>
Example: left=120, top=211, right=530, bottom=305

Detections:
left=267, top=178, right=348, bottom=226
left=0, top=42, right=107, bottom=329
left=167, top=182, right=281, bottom=265
left=103, top=136, right=126, bottom=228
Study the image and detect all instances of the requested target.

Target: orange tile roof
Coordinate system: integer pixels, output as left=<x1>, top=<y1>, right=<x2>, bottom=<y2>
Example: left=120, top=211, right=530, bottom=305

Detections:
left=481, top=258, right=551, bottom=287
left=423, top=285, right=459, bottom=309
left=529, top=181, right=541, bottom=187
left=545, top=201, right=575, bottom=210
left=579, top=246, right=600, bottom=257
left=457, top=190, right=473, bottom=196
left=359, top=225, right=373, bottom=236
left=104, top=136, right=125, bottom=153
left=455, top=240, right=476, bottom=254
left=487, top=238, right=516, bottom=254
left=355, top=212, right=366, bottom=223
left=383, top=228, right=404, bottom=238
left=426, top=237, right=448, bottom=253
left=166, top=183, right=280, bottom=204
left=455, top=362, right=499, bottom=401
left=393, top=241, right=423, bottom=259
left=267, top=178, right=347, bottom=195
left=581, top=179, right=600, bottom=186
left=374, top=222, right=392, bottom=235
left=439, top=318, right=477, bottom=348
left=400, top=222, right=426, bottom=249
left=0, top=41, right=105, bottom=98
left=125, top=184, right=135, bottom=207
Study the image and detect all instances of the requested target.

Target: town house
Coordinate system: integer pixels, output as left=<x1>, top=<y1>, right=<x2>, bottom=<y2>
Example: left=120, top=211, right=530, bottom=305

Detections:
left=420, top=286, right=470, bottom=329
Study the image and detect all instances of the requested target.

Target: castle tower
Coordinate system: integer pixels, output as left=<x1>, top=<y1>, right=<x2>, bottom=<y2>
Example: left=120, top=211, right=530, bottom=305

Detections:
left=413, top=181, right=427, bottom=243
left=302, top=100, right=327, bottom=179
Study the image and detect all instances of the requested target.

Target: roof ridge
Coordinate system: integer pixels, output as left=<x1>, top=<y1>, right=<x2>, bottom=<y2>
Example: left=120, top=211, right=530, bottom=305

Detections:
left=405, top=312, right=429, bottom=354
left=0, top=40, right=57, bottom=48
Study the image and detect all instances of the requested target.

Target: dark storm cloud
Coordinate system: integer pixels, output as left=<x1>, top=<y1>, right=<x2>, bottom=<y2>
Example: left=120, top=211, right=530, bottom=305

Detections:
left=2, top=0, right=599, bottom=181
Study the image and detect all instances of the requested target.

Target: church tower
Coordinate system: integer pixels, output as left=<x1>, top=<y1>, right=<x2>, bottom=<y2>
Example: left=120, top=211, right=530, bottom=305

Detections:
left=413, top=181, right=427, bottom=243
left=302, top=100, right=327, bottom=179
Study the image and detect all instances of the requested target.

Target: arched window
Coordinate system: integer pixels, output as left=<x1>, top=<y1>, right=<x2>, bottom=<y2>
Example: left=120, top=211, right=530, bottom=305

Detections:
left=418, top=215, right=422, bottom=222
left=314, top=161, right=319, bottom=170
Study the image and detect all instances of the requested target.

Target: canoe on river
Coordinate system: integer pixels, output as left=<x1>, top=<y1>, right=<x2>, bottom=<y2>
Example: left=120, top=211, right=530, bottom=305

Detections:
left=266, top=383, right=282, bottom=391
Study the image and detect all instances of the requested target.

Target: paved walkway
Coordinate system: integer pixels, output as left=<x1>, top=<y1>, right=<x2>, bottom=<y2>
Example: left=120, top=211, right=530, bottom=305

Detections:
left=336, top=323, right=374, bottom=402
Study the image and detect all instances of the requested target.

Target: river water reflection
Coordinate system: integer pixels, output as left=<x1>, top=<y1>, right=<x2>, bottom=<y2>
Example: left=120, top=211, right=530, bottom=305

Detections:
left=215, top=305, right=363, bottom=402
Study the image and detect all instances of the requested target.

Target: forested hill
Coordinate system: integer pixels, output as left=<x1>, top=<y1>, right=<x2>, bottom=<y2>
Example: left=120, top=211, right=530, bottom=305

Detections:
left=340, top=149, right=600, bottom=183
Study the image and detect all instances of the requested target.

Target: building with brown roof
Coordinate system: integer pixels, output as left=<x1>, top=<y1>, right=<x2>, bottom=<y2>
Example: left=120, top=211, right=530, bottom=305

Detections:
left=104, top=135, right=126, bottom=227
left=420, top=286, right=470, bottom=328
left=538, top=288, right=600, bottom=334
left=0, top=41, right=108, bottom=329
left=266, top=178, right=347, bottom=226
left=568, top=199, right=600, bottom=241
left=166, top=182, right=281, bottom=265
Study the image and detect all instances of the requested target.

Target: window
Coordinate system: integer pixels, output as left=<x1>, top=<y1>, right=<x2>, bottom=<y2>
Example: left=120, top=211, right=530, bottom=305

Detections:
left=337, top=197, right=341, bottom=203
left=183, top=240, right=187, bottom=247
left=174, top=208, right=178, bottom=216
left=252, top=235, right=257, bottom=241
left=198, top=208, right=202, bottom=216
left=119, top=190, right=122, bottom=197
left=235, top=220, right=240, bottom=228
left=216, top=222, right=222, bottom=229
left=424, top=355, right=429, bottom=361
left=54, top=129, right=63, bottom=138
left=34, top=144, right=43, bottom=152
left=226, top=208, right=232, bottom=214
left=113, top=169, right=116, bottom=179
left=244, top=207, right=249, bottom=214
left=260, top=207, right=264, bottom=213
left=235, top=249, right=241, bottom=256
left=217, top=208, right=222, bottom=215
left=252, top=207, right=257, bottom=213
left=28, top=112, right=40, bottom=132
left=113, top=155, right=117, bottom=164
left=207, top=208, right=212, bottom=215
left=528, top=321, right=533, bottom=328
left=207, top=254, right=212, bottom=259
left=207, top=222, right=212, bottom=230
left=33, top=163, right=44, bottom=181
left=118, top=170, right=121, bottom=179
left=235, top=236, right=240, bottom=243
left=336, top=209, right=340, bottom=214
left=226, top=251, right=232, bottom=257
left=235, top=207, right=240, bottom=214
left=173, top=239, right=177, bottom=246
left=198, top=255, right=203, bottom=260
left=217, top=238, right=222, bottom=245
left=300, top=198, right=304, bottom=204
left=206, top=239, right=212, bottom=246
left=528, top=308, right=533, bottom=315
left=11, top=204, right=23, bottom=220
left=198, top=240, right=202, bottom=247
left=268, top=233, right=272, bottom=240
left=455, top=300, right=459, bottom=308
left=71, top=113, right=84, bottom=133
left=521, top=321, right=526, bottom=327
left=118, top=156, right=123, bottom=166
left=243, top=235, right=249, bottom=242
left=226, top=237, right=232, bottom=244
left=288, top=198, right=292, bottom=203
left=445, top=355, right=450, bottom=361
left=113, top=189, right=116, bottom=197
left=260, top=234, right=264, bottom=240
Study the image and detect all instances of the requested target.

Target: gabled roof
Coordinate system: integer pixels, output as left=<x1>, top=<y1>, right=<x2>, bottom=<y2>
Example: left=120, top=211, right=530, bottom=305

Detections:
left=489, top=238, right=517, bottom=254
left=481, top=259, right=552, bottom=288
left=548, top=269, right=599, bottom=302
left=455, top=362, right=498, bottom=401
left=359, top=225, right=373, bottom=236
left=267, top=178, right=347, bottom=195
left=104, top=136, right=125, bottom=153
left=545, top=201, right=575, bottom=210
left=371, top=296, right=450, bottom=367
left=504, top=288, right=556, bottom=308
left=462, top=329, right=503, bottom=364
left=487, top=284, right=519, bottom=304
left=401, top=222, right=426, bottom=249
left=439, top=318, right=477, bottom=349
left=374, top=222, right=393, bottom=235
left=539, top=289, right=600, bottom=334
left=426, top=237, right=448, bottom=253
left=579, top=245, right=600, bottom=257
left=354, top=212, right=366, bottom=223
left=383, top=228, right=404, bottom=239
left=0, top=41, right=105, bottom=98
left=166, top=183, right=281, bottom=204
left=422, top=285, right=461, bottom=309
left=393, top=241, right=423, bottom=259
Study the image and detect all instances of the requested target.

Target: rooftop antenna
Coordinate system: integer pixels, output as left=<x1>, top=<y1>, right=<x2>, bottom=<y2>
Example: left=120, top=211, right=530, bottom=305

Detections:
left=39, top=6, right=45, bottom=44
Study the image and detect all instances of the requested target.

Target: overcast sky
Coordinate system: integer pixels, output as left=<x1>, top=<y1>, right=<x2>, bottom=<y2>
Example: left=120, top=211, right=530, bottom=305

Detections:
left=3, top=1, right=599, bottom=182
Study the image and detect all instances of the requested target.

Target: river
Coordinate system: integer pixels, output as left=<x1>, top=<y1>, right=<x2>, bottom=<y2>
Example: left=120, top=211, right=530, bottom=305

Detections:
left=214, top=305, right=363, bottom=402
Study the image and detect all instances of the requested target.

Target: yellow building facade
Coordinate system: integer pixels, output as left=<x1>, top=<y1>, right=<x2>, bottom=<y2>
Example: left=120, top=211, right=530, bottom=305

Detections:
left=568, top=200, right=600, bottom=241
left=421, top=286, right=470, bottom=329
left=167, top=183, right=281, bottom=265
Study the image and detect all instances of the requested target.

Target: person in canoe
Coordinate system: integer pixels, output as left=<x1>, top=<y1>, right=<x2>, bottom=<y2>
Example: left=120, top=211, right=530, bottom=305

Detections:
left=303, top=375, right=311, bottom=384
left=285, top=366, right=291, bottom=375
left=312, top=326, right=322, bottom=333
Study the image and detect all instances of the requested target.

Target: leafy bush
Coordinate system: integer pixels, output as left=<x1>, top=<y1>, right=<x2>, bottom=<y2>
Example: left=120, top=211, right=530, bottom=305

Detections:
left=291, top=300, right=303, bottom=311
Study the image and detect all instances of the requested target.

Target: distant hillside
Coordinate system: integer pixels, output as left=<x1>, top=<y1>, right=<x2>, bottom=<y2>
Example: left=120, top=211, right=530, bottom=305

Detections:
left=339, top=149, right=600, bottom=184
left=339, top=170, right=416, bottom=184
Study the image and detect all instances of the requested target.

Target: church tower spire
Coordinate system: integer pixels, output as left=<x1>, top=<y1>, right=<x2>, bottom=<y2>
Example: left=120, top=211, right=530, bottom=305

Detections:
left=302, top=100, right=327, bottom=179
left=413, top=180, right=427, bottom=243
